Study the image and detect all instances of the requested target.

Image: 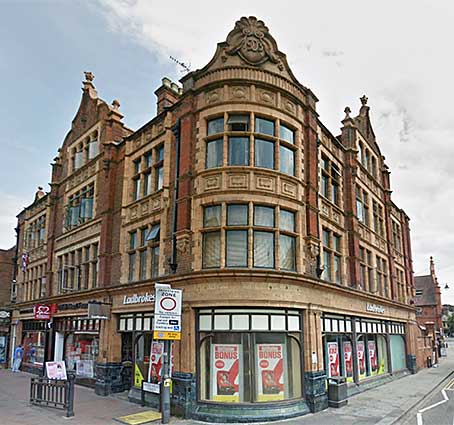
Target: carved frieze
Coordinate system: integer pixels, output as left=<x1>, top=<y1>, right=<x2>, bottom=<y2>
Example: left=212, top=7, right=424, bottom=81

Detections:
left=254, top=175, right=276, bottom=192
left=206, top=89, right=222, bottom=104
left=204, top=174, right=222, bottom=191
left=258, top=89, right=276, bottom=105
left=281, top=180, right=297, bottom=198
left=227, top=173, right=248, bottom=189
left=230, top=86, right=250, bottom=100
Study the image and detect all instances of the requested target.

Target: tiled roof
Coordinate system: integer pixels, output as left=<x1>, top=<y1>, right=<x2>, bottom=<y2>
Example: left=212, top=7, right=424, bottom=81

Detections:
left=415, top=275, right=437, bottom=306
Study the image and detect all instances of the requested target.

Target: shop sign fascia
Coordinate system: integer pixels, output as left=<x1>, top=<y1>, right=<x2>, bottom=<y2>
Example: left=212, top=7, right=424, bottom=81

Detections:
left=88, top=302, right=111, bottom=320
left=123, top=292, right=155, bottom=305
left=366, top=303, right=385, bottom=314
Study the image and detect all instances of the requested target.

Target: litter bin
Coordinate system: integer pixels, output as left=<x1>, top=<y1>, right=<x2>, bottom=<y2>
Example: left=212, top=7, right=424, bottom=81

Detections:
left=327, top=376, right=348, bottom=408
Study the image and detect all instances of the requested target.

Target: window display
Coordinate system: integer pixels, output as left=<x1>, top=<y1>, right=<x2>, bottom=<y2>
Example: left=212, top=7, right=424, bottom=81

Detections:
left=65, top=333, right=99, bottom=378
left=22, top=331, right=45, bottom=365
left=199, top=309, right=302, bottom=404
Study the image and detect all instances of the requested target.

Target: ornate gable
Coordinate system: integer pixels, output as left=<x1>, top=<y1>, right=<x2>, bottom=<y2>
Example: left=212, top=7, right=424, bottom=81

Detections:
left=353, top=95, right=381, bottom=154
left=181, top=16, right=311, bottom=96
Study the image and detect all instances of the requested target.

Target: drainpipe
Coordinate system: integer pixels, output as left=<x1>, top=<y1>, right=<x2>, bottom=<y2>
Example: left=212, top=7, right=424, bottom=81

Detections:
left=169, top=119, right=181, bottom=274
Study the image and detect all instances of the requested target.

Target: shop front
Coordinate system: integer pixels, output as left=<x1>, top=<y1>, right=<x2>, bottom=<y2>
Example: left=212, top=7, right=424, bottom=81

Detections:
left=321, top=313, right=407, bottom=391
left=0, top=310, right=11, bottom=368
left=21, top=320, right=46, bottom=373
left=53, top=316, right=100, bottom=386
left=192, top=308, right=309, bottom=421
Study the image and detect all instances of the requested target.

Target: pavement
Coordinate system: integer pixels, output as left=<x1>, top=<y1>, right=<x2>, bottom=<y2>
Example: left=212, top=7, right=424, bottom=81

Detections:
left=0, top=345, right=453, bottom=425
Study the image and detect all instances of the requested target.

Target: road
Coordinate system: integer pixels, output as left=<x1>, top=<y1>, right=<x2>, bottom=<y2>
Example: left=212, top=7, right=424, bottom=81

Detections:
left=400, top=340, right=454, bottom=425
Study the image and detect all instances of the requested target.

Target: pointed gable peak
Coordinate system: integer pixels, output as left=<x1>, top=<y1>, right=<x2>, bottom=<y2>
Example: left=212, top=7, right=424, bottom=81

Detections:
left=353, top=94, right=376, bottom=143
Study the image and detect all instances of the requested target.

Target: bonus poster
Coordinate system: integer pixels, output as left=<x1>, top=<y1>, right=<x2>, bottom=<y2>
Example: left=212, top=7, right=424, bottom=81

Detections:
left=368, top=341, right=377, bottom=374
left=256, top=344, right=285, bottom=401
left=357, top=341, right=366, bottom=378
left=327, top=342, right=340, bottom=378
left=343, top=341, right=353, bottom=382
left=211, top=344, right=241, bottom=402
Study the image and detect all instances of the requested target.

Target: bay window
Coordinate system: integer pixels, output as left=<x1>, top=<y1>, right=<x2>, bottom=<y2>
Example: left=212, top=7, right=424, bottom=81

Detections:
left=65, top=184, right=94, bottom=230
left=201, top=204, right=297, bottom=271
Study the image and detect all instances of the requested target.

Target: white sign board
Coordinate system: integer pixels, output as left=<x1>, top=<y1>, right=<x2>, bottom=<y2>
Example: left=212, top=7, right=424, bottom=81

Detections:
left=155, top=287, right=182, bottom=316
left=46, top=361, right=67, bottom=380
left=154, top=314, right=181, bottom=332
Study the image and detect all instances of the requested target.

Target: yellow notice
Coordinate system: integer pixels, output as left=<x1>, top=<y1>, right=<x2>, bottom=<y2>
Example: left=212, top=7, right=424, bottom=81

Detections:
left=134, top=364, right=144, bottom=388
left=115, top=410, right=161, bottom=425
left=153, top=331, right=181, bottom=340
left=213, top=394, right=240, bottom=402
left=257, top=394, right=284, bottom=402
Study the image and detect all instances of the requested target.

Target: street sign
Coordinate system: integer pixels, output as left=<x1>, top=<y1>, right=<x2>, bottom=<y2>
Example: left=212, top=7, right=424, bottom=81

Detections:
left=155, top=287, right=182, bottom=316
left=153, top=331, right=181, bottom=340
left=154, top=314, right=181, bottom=332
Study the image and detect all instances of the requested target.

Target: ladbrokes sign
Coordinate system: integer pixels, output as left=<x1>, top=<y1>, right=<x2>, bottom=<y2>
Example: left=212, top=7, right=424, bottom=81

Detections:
left=33, top=304, right=51, bottom=320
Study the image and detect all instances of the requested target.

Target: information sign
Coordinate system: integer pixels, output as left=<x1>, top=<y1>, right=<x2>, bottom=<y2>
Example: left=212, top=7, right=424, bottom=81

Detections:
left=155, top=287, right=182, bottom=316
left=152, top=331, right=181, bottom=340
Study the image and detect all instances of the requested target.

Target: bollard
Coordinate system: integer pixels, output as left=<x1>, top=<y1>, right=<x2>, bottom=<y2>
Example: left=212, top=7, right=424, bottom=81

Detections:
left=66, top=372, right=75, bottom=417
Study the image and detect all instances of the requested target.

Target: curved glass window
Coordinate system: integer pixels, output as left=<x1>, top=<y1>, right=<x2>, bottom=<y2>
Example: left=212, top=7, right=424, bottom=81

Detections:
left=199, top=309, right=302, bottom=403
left=255, top=139, right=274, bottom=169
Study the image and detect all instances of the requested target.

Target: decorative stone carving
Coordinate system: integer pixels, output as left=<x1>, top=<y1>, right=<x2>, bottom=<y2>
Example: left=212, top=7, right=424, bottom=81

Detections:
left=141, top=201, right=149, bottom=215
left=152, top=197, right=161, bottom=211
left=176, top=234, right=191, bottom=254
left=305, top=240, right=320, bottom=277
left=130, top=206, right=138, bottom=219
left=255, top=175, right=275, bottom=192
left=228, top=173, right=248, bottom=189
left=258, top=90, right=275, bottom=104
left=281, top=181, right=296, bottom=198
left=206, top=90, right=221, bottom=104
left=230, top=86, right=249, bottom=100
left=225, top=16, right=280, bottom=66
left=204, top=175, right=221, bottom=191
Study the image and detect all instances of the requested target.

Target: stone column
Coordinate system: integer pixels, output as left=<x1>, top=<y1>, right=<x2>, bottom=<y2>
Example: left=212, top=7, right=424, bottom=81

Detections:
left=303, top=306, right=328, bottom=413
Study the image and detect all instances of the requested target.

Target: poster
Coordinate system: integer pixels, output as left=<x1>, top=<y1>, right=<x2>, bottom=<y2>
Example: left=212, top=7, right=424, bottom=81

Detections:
left=368, top=341, right=377, bottom=374
left=357, top=341, right=366, bottom=378
left=256, top=344, right=285, bottom=402
left=0, top=336, right=6, bottom=363
left=327, top=342, right=340, bottom=378
left=46, top=361, right=67, bottom=380
left=147, top=341, right=164, bottom=393
left=343, top=341, right=353, bottom=382
left=211, top=344, right=241, bottom=402
left=76, top=360, right=94, bottom=378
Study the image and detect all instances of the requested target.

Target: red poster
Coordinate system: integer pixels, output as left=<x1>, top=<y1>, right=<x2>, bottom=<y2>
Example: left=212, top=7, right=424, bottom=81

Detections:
left=343, top=341, right=353, bottom=377
left=33, top=304, right=51, bottom=320
left=327, top=342, right=340, bottom=377
left=211, top=344, right=241, bottom=402
left=368, top=341, right=377, bottom=372
left=256, top=344, right=285, bottom=401
left=357, top=342, right=365, bottom=375
left=148, top=341, right=163, bottom=384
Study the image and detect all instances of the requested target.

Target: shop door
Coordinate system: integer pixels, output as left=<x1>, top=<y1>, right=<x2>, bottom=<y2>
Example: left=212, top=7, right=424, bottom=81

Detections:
left=133, top=333, right=152, bottom=388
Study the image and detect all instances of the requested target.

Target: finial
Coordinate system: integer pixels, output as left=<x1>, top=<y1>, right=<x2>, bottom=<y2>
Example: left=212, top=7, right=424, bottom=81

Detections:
left=84, top=71, right=94, bottom=82
left=38, top=186, right=43, bottom=191
left=360, top=95, right=368, bottom=106
left=112, top=99, right=120, bottom=110
left=344, top=106, right=351, bottom=119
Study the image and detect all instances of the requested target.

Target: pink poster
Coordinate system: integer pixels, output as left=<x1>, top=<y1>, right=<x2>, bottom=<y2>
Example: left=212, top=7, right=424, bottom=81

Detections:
left=211, top=344, right=241, bottom=402
left=357, top=342, right=365, bottom=376
left=368, top=341, right=377, bottom=372
left=327, top=342, right=340, bottom=377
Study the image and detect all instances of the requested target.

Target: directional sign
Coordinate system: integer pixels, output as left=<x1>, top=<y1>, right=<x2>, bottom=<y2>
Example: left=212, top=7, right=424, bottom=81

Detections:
left=153, top=331, right=181, bottom=341
left=155, top=287, right=182, bottom=316
left=154, top=314, right=181, bottom=332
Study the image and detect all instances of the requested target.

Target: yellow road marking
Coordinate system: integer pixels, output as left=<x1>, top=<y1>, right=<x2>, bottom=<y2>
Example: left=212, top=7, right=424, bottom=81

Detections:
left=443, top=379, right=454, bottom=390
left=115, top=410, right=161, bottom=425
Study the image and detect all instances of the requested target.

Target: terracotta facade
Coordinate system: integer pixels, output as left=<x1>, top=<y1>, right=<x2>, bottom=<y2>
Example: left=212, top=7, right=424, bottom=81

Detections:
left=8, top=16, right=418, bottom=421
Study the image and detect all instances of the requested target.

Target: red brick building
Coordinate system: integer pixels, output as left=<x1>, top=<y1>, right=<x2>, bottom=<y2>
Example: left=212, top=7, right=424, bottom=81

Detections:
left=9, top=16, right=418, bottom=422
left=0, top=246, right=15, bottom=367
left=415, top=257, right=443, bottom=339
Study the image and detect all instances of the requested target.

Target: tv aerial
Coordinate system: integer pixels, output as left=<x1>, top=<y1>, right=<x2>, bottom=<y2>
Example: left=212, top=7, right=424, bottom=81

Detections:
left=170, top=56, right=191, bottom=74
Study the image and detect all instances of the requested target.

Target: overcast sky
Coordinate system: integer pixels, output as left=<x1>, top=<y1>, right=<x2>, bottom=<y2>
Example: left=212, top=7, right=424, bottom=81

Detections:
left=1, top=0, right=453, bottom=303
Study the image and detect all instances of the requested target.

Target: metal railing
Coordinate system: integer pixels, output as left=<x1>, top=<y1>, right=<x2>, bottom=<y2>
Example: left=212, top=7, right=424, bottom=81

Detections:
left=30, top=373, right=75, bottom=417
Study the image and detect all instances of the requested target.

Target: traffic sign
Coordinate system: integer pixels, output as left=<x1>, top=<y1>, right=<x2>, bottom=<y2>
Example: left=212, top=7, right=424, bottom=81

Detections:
left=154, top=314, right=181, bottom=332
left=155, top=287, right=182, bottom=316
left=153, top=331, right=181, bottom=340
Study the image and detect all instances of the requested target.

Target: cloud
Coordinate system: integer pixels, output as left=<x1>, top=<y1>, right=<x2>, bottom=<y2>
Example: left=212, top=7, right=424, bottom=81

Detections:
left=95, top=0, right=454, bottom=296
left=0, top=193, right=25, bottom=249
